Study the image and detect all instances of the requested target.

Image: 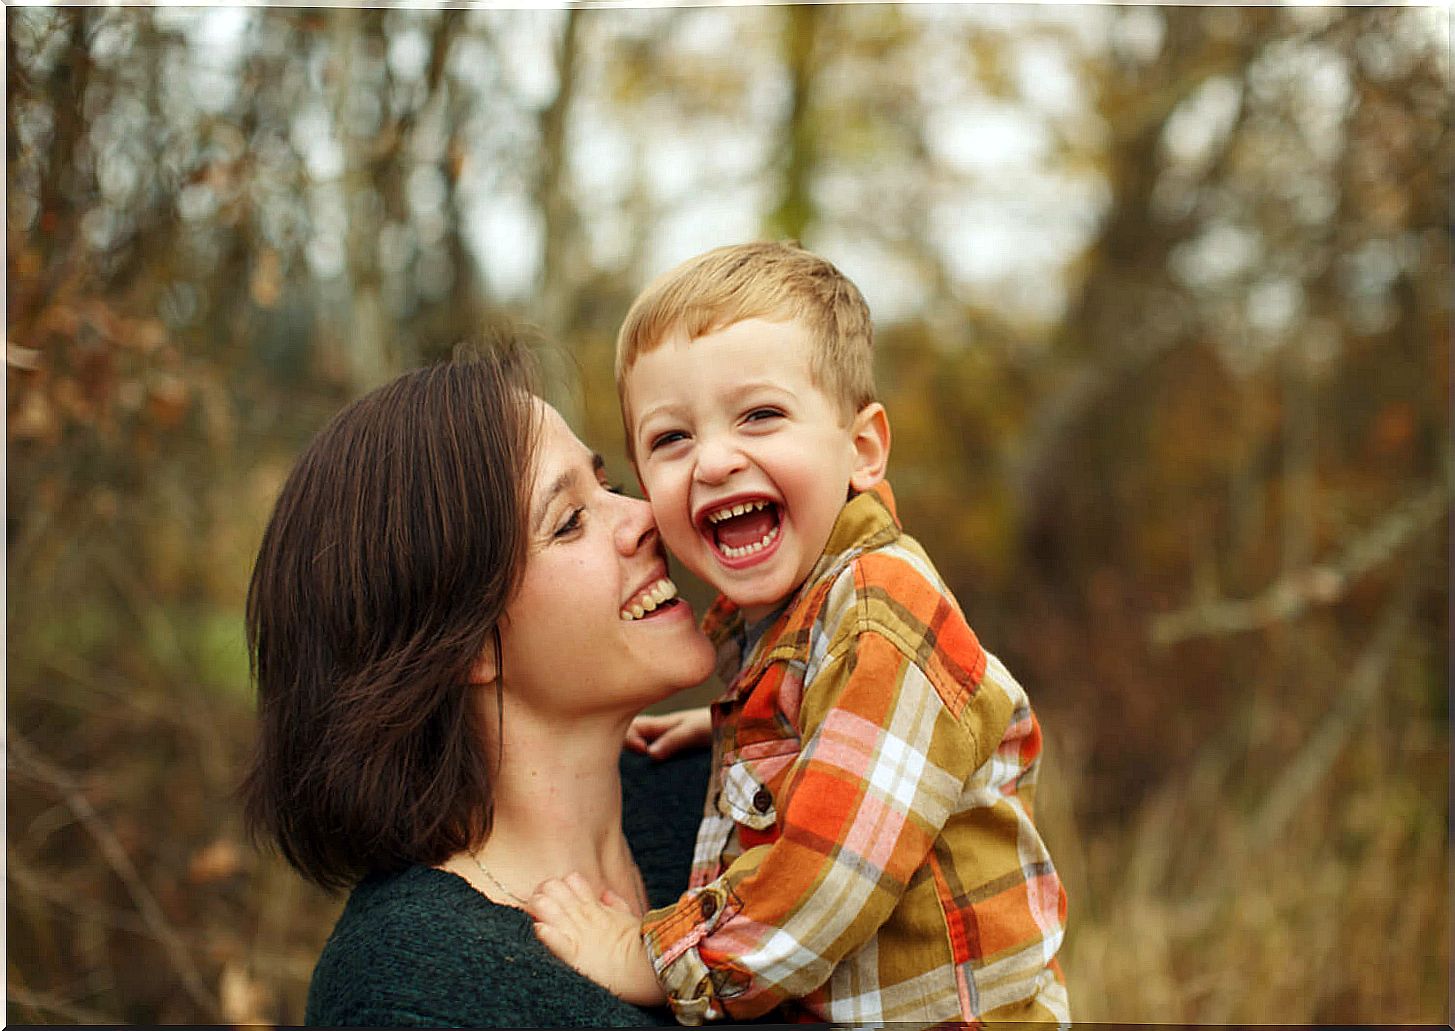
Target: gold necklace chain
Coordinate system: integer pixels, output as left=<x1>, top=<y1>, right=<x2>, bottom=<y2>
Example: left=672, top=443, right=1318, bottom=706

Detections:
left=469, top=849, right=651, bottom=914
left=469, top=851, right=530, bottom=907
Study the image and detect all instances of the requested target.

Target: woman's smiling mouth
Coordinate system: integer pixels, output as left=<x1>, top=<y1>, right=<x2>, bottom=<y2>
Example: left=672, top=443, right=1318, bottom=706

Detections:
left=619, top=577, right=681, bottom=621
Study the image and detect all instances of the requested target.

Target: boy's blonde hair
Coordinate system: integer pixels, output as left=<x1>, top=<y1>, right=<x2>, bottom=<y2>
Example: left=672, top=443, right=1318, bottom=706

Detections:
left=615, top=241, right=876, bottom=429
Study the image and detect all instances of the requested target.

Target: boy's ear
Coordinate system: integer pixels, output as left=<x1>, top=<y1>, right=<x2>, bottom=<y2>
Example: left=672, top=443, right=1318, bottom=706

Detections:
left=848, top=402, right=891, bottom=493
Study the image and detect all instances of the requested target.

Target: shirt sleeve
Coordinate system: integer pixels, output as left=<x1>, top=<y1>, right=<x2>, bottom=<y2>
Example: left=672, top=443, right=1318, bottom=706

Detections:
left=638, top=619, right=1013, bottom=1023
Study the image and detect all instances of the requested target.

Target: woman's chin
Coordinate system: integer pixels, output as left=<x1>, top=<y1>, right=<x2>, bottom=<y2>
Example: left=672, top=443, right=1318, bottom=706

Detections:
left=639, top=655, right=716, bottom=708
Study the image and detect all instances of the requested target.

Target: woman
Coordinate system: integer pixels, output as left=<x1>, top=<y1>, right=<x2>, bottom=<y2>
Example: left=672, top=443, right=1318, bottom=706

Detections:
left=242, top=350, right=717, bottom=1026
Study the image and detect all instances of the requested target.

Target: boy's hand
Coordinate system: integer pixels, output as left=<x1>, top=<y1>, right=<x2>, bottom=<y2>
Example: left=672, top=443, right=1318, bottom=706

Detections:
left=529, top=873, right=666, bottom=1007
left=625, top=706, right=712, bottom=759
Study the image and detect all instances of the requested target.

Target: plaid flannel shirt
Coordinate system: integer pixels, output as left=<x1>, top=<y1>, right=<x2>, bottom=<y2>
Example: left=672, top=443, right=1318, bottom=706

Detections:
left=640, top=482, right=1069, bottom=1025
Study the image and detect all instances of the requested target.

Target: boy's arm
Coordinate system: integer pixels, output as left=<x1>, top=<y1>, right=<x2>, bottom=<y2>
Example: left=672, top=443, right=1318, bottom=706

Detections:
left=639, top=622, right=1017, bottom=1024
left=529, top=874, right=667, bottom=1006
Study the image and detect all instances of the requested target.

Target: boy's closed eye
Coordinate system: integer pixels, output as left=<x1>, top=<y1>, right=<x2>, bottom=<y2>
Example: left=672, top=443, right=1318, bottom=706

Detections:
left=647, top=429, right=689, bottom=452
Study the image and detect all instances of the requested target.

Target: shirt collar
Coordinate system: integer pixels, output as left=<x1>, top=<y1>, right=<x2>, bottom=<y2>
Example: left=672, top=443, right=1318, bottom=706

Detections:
left=701, top=481, right=901, bottom=689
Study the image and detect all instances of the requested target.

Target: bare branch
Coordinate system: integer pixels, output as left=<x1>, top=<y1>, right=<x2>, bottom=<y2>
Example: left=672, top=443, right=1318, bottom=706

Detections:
left=7, top=732, right=219, bottom=1016
left=1150, top=482, right=1448, bottom=647
left=1248, top=563, right=1422, bottom=842
left=8, top=987, right=119, bottom=1025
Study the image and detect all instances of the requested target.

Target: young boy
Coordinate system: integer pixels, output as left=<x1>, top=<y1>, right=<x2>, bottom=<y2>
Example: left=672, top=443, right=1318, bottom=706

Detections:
left=529, top=241, right=1069, bottom=1025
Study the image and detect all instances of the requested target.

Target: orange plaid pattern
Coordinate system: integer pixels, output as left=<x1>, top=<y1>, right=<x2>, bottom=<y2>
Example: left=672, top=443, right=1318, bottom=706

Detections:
left=640, top=483, right=1069, bottom=1025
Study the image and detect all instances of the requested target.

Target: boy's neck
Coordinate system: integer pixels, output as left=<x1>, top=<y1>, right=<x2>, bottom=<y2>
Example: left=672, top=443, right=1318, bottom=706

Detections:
left=738, top=599, right=791, bottom=661
left=739, top=601, right=786, bottom=625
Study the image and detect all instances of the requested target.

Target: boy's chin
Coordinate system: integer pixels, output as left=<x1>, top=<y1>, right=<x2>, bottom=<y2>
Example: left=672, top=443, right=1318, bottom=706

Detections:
left=730, top=591, right=789, bottom=625
left=709, top=581, right=776, bottom=620
left=689, top=555, right=791, bottom=619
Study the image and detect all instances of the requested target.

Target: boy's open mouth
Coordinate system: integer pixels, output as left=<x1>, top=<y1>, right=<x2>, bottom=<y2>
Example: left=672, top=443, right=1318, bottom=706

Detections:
left=702, top=499, right=781, bottom=560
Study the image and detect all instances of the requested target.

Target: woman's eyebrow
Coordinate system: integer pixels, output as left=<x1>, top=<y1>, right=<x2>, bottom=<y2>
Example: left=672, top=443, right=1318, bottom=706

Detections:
left=532, top=453, right=606, bottom=533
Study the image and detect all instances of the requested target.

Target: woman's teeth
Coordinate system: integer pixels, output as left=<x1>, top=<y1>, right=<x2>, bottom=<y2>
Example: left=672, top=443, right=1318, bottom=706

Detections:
left=620, top=577, right=678, bottom=621
left=719, top=524, right=779, bottom=559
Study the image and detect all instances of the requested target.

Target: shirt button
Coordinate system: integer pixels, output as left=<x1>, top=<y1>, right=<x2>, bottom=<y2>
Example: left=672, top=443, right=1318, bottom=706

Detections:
left=752, top=787, right=773, bottom=813
left=699, top=893, right=718, bottom=920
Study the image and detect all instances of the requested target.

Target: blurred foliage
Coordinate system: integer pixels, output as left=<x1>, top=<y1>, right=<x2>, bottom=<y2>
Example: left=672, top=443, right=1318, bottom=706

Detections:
left=6, top=4, right=1448, bottom=1024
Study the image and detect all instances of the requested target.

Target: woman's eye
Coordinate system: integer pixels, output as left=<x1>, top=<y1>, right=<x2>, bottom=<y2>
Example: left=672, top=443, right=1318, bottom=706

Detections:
left=554, top=508, right=584, bottom=538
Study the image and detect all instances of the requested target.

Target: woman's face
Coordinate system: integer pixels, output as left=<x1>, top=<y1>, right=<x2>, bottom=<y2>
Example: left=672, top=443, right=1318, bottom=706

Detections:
left=496, top=400, right=715, bottom=718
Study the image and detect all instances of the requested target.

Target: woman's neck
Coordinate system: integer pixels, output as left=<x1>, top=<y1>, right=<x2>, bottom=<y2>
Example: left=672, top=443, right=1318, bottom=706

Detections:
left=456, top=706, right=645, bottom=911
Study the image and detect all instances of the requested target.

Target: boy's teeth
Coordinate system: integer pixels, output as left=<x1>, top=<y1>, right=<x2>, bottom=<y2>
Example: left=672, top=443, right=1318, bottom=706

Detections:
left=718, top=524, right=779, bottom=559
left=619, top=577, right=679, bottom=621
left=708, top=499, right=768, bottom=524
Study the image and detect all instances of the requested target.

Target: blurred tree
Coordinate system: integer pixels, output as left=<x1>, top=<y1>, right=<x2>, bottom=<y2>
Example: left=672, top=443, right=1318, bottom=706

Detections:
left=6, top=4, right=1445, bottom=1024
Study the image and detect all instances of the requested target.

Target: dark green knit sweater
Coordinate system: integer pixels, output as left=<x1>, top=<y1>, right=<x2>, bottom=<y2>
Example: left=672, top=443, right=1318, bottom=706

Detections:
left=306, top=747, right=711, bottom=1028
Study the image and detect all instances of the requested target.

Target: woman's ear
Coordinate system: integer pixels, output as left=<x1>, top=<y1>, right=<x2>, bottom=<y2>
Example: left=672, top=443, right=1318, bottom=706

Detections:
left=470, top=630, right=500, bottom=687
left=848, top=402, right=891, bottom=493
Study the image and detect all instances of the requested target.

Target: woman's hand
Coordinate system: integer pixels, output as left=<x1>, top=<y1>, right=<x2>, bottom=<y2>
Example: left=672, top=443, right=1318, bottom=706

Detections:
left=624, top=706, right=712, bottom=759
left=529, top=873, right=667, bottom=1007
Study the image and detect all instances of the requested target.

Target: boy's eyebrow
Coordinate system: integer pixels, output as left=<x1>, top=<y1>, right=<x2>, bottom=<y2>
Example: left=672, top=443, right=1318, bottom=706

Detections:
left=722, top=380, right=794, bottom=401
left=634, top=381, right=794, bottom=426
left=532, top=452, right=606, bottom=533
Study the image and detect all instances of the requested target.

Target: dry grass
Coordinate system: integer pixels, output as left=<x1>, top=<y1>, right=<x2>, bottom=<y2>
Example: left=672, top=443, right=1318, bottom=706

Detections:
left=10, top=665, right=1444, bottom=1025
left=1043, top=711, right=1447, bottom=1024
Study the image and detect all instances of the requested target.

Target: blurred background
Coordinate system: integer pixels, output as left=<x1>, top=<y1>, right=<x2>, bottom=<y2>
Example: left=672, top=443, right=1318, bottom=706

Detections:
left=6, top=2, right=1448, bottom=1024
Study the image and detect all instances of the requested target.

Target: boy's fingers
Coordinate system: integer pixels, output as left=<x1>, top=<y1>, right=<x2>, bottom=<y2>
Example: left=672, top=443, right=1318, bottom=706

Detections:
left=599, top=887, right=634, bottom=914
left=533, top=876, right=568, bottom=901
left=652, top=719, right=705, bottom=758
left=562, top=871, right=597, bottom=904
left=526, top=888, right=566, bottom=923
left=530, top=879, right=585, bottom=922
left=532, top=920, right=579, bottom=963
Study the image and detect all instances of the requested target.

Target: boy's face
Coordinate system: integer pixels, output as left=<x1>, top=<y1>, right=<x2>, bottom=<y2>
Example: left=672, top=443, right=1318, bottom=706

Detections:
left=624, top=317, right=875, bottom=624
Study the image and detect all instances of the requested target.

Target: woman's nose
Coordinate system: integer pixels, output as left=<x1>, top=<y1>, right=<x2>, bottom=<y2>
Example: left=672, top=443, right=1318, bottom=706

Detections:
left=614, top=492, right=659, bottom=555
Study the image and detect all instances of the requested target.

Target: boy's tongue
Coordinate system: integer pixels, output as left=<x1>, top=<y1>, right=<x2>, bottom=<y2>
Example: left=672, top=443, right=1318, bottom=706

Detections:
left=714, top=507, right=777, bottom=550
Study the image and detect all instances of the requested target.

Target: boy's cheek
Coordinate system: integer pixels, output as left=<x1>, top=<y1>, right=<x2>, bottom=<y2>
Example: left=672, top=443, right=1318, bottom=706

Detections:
left=644, top=494, right=693, bottom=547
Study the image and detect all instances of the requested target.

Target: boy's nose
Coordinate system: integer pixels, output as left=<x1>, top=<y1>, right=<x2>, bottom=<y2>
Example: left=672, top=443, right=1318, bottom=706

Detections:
left=693, top=438, right=747, bottom=485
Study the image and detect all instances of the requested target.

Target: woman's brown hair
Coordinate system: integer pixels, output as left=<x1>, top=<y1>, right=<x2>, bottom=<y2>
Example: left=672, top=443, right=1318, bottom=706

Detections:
left=241, top=350, right=538, bottom=891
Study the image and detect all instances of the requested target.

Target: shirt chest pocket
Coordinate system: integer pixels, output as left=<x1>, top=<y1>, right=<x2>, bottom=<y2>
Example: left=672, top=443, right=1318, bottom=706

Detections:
left=717, top=739, right=801, bottom=831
